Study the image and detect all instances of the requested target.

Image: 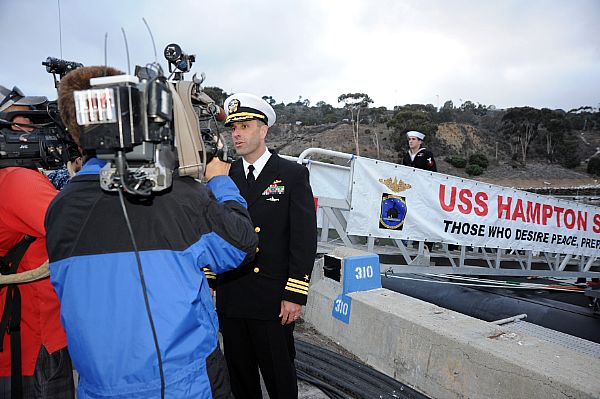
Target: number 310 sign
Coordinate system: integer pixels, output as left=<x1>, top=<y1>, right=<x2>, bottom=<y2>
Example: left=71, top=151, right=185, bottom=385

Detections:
left=332, top=254, right=381, bottom=324
left=342, top=254, right=381, bottom=294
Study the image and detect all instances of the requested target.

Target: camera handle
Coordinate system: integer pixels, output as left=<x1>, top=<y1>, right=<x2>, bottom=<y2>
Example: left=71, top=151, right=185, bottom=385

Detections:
left=170, top=81, right=207, bottom=180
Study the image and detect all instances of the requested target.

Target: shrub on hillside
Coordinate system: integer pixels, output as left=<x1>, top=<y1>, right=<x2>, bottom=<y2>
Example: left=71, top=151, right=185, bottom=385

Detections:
left=468, top=153, right=489, bottom=169
left=562, top=152, right=581, bottom=169
left=445, top=156, right=467, bottom=168
left=465, top=164, right=484, bottom=176
left=587, top=156, right=600, bottom=176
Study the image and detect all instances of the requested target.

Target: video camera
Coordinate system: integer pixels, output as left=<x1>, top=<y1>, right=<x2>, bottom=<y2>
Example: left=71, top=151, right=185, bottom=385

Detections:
left=0, top=91, right=79, bottom=170
left=74, top=43, right=230, bottom=196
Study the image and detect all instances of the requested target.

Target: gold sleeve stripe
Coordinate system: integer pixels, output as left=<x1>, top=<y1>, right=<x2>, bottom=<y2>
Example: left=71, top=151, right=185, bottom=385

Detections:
left=205, top=274, right=216, bottom=279
left=286, top=282, right=309, bottom=291
left=287, top=278, right=309, bottom=287
left=285, top=286, right=309, bottom=295
left=285, top=286, right=308, bottom=295
left=203, top=271, right=216, bottom=276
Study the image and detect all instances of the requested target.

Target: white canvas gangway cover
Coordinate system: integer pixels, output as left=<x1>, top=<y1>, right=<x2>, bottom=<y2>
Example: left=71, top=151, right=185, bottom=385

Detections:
left=346, top=157, right=600, bottom=257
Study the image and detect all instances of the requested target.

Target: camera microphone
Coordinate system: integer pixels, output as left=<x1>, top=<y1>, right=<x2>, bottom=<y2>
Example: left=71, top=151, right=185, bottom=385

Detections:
left=42, top=57, right=84, bottom=77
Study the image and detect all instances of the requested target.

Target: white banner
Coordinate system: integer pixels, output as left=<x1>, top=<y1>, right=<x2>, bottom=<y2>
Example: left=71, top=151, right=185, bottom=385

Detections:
left=347, top=157, right=600, bottom=257
left=308, top=161, right=350, bottom=201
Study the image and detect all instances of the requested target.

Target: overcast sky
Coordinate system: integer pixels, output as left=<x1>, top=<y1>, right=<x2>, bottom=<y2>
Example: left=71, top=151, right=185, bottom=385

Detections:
left=1, top=0, right=599, bottom=111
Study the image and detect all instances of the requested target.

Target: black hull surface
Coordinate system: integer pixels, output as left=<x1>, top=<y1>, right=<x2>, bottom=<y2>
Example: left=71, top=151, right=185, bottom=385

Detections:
left=381, top=274, right=600, bottom=344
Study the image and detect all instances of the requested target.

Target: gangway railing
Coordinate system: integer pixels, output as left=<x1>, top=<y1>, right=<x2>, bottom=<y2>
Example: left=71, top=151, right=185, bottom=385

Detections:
left=287, top=148, right=600, bottom=279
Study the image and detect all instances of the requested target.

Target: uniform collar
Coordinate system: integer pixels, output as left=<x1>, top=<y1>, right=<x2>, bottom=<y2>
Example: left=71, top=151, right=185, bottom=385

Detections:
left=408, top=147, right=426, bottom=161
left=242, top=148, right=271, bottom=179
left=408, top=147, right=426, bottom=156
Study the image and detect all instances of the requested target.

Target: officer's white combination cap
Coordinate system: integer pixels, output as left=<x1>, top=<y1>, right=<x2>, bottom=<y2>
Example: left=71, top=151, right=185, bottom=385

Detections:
left=224, top=93, right=276, bottom=127
left=406, top=130, right=425, bottom=140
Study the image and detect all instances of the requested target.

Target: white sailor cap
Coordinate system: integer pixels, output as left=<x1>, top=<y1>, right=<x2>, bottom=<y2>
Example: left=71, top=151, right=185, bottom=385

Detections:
left=223, top=93, right=276, bottom=127
left=0, top=85, right=47, bottom=112
left=406, top=130, right=425, bottom=140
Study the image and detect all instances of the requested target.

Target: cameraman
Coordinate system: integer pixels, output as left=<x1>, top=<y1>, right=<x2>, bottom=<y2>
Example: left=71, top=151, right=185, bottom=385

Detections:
left=0, top=85, right=38, bottom=132
left=0, top=88, right=74, bottom=398
left=45, top=66, right=258, bottom=398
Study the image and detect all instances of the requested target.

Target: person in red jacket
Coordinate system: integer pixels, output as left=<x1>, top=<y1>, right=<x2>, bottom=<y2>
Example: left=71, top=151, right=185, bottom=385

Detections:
left=0, top=94, right=74, bottom=398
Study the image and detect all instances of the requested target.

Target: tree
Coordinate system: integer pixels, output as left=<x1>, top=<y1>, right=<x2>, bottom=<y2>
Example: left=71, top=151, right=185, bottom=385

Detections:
left=460, top=100, right=476, bottom=113
left=540, top=108, right=567, bottom=162
left=456, top=100, right=478, bottom=123
left=338, top=93, right=374, bottom=156
left=587, top=156, right=600, bottom=176
left=567, top=106, right=595, bottom=131
left=315, top=101, right=335, bottom=120
left=262, top=95, right=276, bottom=106
left=294, top=95, right=310, bottom=107
left=469, top=153, right=489, bottom=169
left=557, top=134, right=581, bottom=169
left=203, top=86, right=229, bottom=106
left=501, top=107, right=541, bottom=165
left=465, top=164, right=484, bottom=176
left=387, top=107, right=437, bottom=152
left=475, top=103, right=489, bottom=116
left=437, top=100, right=454, bottom=122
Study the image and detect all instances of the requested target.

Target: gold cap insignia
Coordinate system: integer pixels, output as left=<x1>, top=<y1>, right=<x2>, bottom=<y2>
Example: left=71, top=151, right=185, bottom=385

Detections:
left=379, top=177, right=412, bottom=193
left=228, top=99, right=240, bottom=114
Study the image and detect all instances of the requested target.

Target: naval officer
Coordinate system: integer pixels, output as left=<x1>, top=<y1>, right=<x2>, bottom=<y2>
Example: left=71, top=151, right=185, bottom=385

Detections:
left=216, top=93, right=317, bottom=398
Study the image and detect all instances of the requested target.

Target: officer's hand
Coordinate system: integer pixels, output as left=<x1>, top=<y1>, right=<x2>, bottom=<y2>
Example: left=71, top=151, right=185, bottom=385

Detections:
left=204, top=158, right=231, bottom=181
left=279, top=300, right=302, bottom=325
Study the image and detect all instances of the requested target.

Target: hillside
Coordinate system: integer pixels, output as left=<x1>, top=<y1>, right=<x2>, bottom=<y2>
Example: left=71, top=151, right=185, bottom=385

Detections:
left=257, top=120, right=600, bottom=190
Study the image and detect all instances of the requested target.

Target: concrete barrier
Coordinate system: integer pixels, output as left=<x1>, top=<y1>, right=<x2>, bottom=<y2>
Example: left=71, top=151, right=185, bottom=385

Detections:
left=304, top=250, right=600, bottom=399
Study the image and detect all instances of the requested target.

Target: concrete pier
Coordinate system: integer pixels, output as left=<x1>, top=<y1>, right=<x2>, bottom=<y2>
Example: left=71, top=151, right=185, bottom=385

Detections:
left=304, top=253, right=600, bottom=399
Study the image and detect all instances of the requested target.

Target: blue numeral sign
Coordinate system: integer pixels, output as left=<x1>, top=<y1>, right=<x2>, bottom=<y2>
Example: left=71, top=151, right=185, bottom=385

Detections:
left=342, top=254, right=381, bottom=294
left=332, top=294, right=352, bottom=324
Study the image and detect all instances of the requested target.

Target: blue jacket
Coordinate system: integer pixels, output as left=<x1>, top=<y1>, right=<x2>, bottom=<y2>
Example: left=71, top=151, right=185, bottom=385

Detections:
left=45, top=159, right=257, bottom=398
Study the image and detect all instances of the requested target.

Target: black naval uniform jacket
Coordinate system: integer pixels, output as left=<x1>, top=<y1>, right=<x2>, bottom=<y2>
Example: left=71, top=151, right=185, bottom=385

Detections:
left=402, top=148, right=437, bottom=172
left=215, top=153, right=318, bottom=320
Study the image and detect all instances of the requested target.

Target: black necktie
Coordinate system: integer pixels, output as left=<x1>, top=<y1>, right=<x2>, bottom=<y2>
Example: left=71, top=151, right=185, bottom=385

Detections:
left=246, top=165, right=256, bottom=187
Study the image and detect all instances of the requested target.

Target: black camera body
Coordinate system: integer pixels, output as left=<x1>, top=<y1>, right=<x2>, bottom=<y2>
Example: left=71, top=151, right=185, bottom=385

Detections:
left=0, top=126, right=65, bottom=169
left=76, top=71, right=176, bottom=194
left=74, top=43, right=229, bottom=196
left=0, top=105, right=77, bottom=170
left=0, top=57, right=83, bottom=170
left=78, top=74, right=172, bottom=154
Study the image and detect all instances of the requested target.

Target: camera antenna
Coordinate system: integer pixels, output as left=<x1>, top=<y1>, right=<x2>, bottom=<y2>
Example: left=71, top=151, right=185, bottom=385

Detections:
left=121, top=27, right=131, bottom=75
left=57, top=0, right=63, bottom=58
left=142, top=18, right=158, bottom=65
left=104, top=32, right=109, bottom=70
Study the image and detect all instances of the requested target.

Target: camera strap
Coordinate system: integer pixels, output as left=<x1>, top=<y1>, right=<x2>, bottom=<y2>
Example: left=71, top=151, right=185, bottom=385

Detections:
left=170, top=81, right=206, bottom=179
left=0, top=234, right=36, bottom=399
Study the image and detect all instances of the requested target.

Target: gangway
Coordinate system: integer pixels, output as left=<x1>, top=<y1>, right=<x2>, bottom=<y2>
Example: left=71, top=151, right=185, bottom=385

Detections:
left=286, top=148, right=600, bottom=279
